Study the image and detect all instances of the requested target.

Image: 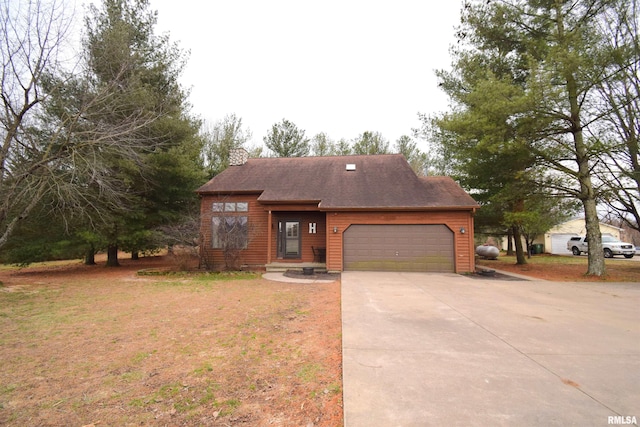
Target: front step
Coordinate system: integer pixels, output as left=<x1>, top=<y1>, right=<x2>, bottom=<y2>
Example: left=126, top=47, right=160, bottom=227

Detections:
left=265, top=262, right=327, bottom=273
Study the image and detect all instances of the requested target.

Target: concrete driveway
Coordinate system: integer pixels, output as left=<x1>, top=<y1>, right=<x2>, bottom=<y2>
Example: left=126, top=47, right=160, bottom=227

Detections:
left=341, top=272, right=640, bottom=426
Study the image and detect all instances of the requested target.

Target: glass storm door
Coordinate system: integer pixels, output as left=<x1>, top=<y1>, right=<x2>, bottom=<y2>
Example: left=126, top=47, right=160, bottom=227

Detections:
left=278, top=220, right=300, bottom=258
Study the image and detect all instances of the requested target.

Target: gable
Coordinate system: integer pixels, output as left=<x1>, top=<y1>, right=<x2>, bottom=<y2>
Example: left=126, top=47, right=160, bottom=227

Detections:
left=549, top=218, right=623, bottom=236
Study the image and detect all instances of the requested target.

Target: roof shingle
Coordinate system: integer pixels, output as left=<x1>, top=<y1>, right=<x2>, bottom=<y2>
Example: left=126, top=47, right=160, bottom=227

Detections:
left=196, top=154, right=478, bottom=210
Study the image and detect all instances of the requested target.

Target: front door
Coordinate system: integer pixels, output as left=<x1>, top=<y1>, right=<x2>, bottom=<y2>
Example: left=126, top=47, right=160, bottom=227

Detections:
left=277, top=220, right=301, bottom=258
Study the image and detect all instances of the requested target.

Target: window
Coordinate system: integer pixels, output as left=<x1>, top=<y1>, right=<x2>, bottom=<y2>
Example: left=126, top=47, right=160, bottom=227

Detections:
left=212, top=217, right=248, bottom=249
left=211, top=201, right=249, bottom=249
left=213, top=202, right=247, bottom=212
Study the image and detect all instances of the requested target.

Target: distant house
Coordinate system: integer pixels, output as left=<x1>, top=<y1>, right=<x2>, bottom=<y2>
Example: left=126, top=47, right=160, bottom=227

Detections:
left=541, top=218, right=625, bottom=255
left=196, top=151, right=479, bottom=273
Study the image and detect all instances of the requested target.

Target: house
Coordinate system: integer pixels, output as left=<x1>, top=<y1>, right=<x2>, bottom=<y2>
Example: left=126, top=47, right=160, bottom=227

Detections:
left=541, top=218, right=626, bottom=255
left=498, top=217, right=626, bottom=254
left=196, top=151, right=479, bottom=273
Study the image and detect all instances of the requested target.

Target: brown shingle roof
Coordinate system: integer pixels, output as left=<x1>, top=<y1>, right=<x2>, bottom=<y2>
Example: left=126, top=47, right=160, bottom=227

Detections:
left=196, top=154, right=478, bottom=210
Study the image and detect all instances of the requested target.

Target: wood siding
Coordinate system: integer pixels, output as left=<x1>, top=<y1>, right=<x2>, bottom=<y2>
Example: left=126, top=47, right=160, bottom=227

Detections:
left=269, top=211, right=327, bottom=263
left=199, top=195, right=327, bottom=270
left=200, top=195, right=475, bottom=273
left=199, top=194, right=269, bottom=270
left=326, top=210, right=475, bottom=273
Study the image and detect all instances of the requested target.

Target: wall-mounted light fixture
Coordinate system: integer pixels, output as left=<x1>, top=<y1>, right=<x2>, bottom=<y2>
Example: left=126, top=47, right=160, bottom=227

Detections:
left=460, top=227, right=466, bottom=234
left=333, top=226, right=338, bottom=233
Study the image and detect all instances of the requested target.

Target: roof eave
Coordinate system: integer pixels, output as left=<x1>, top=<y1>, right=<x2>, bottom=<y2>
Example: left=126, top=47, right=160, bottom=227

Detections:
left=319, top=205, right=480, bottom=211
left=257, top=199, right=322, bottom=205
left=196, top=189, right=264, bottom=196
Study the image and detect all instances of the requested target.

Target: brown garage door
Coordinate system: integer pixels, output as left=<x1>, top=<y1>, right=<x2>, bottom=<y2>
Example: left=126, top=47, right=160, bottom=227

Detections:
left=343, top=224, right=454, bottom=272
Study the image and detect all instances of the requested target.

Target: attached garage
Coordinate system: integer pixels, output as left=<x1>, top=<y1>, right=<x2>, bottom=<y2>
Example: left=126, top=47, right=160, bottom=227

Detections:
left=550, top=233, right=577, bottom=255
left=198, top=154, right=479, bottom=273
left=343, top=224, right=455, bottom=272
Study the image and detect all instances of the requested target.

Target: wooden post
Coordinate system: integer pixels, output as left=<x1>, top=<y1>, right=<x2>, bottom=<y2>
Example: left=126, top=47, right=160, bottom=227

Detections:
left=267, top=210, right=272, bottom=264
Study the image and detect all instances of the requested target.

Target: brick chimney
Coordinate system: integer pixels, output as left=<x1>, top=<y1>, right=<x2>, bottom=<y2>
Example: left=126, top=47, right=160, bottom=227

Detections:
left=229, top=148, right=249, bottom=166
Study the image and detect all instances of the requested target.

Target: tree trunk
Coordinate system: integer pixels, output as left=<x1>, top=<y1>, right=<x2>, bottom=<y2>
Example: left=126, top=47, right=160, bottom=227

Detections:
left=513, top=226, right=527, bottom=265
left=583, top=197, right=604, bottom=275
left=84, top=245, right=96, bottom=265
left=555, top=2, right=605, bottom=276
left=573, top=90, right=604, bottom=276
left=131, top=251, right=139, bottom=260
left=507, top=229, right=514, bottom=256
left=571, top=96, right=604, bottom=275
left=106, top=243, right=120, bottom=267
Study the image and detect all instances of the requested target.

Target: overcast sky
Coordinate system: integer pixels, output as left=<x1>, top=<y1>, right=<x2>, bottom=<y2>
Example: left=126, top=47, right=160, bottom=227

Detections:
left=150, top=1, right=463, bottom=151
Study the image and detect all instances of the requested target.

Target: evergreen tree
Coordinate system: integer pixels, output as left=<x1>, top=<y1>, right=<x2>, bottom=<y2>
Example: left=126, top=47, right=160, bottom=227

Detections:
left=352, top=131, right=389, bottom=155
left=394, top=135, right=428, bottom=176
left=83, top=0, right=204, bottom=266
left=310, top=132, right=335, bottom=156
left=428, top=0, right=625, bottom=275
left=334, top=138, right=353, bottom=156
left=263, top=119, right=310, bottom=157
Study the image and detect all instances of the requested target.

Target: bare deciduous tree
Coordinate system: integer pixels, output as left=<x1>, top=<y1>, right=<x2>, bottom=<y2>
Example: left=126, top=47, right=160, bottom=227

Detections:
left=0, top=0, right=74, bottom=248
left=594, top=0, right=640, bottom=232
left=0, top=0, right=175, bottom=252
left=201, top=113, right=254, bottom=177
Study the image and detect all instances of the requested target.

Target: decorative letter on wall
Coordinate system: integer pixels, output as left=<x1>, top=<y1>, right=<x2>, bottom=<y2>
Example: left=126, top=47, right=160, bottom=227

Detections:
left=309, top=223, right=317, bottom=234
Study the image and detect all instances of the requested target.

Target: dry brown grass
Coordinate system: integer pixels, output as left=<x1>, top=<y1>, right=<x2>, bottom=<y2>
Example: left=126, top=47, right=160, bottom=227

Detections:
left=477, top=254, right=640, bottom=282
left=0, top=256, right=343, bottom=426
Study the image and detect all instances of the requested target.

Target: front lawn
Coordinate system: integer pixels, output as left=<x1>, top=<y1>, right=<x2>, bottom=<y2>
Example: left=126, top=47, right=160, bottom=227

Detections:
left=0, top=256, right=343, bottom=426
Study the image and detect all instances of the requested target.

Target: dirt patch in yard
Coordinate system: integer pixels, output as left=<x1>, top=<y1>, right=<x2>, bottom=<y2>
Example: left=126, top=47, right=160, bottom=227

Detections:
left=0, top=255, right=343, bottom=426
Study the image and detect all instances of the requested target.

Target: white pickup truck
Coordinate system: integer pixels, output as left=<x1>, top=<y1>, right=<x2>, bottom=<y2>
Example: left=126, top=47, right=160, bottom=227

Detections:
left=567, top=236, right=635, bottom=258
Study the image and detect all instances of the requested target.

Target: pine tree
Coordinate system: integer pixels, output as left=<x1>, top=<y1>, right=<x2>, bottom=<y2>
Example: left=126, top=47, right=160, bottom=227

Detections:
left=83, top=0, right=204, bottom=266
left=263, top=119, right=310, bottom=157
